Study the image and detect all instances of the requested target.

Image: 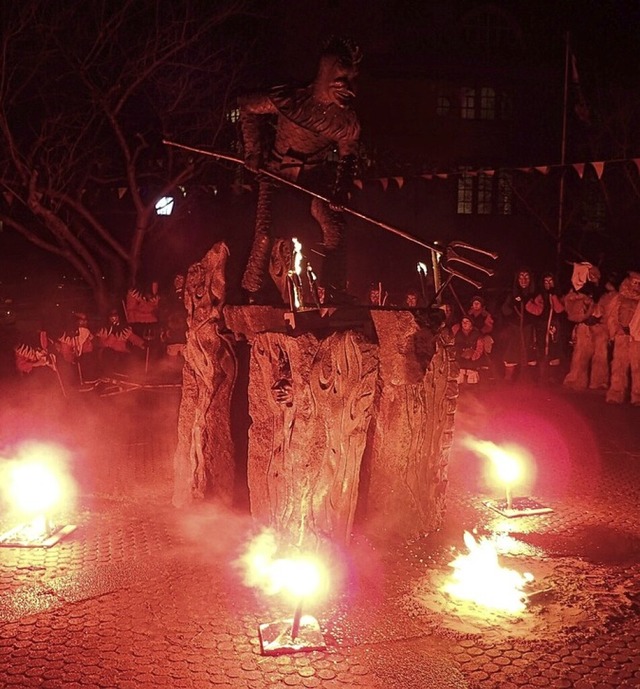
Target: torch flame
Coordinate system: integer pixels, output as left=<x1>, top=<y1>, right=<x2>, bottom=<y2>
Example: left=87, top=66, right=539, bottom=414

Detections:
left=463, top=437, right=526, bottom=487
left=443, top=531, right=534, bottom=614
left=238, top=530, right=328, bottom=604
left=1, top=442, right=74, bottom=518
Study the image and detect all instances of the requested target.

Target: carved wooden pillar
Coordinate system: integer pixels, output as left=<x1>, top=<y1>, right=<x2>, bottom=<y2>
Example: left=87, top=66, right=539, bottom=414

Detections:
left=247, top=329, right=378, bottom=549
left=364, top=311, right=458, bottom=539
left=172, top=243, right=238, bottom=508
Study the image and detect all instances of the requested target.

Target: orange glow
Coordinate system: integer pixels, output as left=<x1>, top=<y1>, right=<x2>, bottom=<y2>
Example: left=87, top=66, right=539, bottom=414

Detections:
left=463, top=437, right=528, bottom=486
left=1, top=442, right=75, bottom=518
left=239, top=530, right=328, bottom=603
left=443, top=531, right=533, bottom=614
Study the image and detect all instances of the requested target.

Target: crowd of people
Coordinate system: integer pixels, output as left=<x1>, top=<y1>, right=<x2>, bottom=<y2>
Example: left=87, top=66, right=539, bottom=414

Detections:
left=12, top=274, right=187, bottom=392
left=445, top=263, right=640, bottom=406
left=9, top=261, right=640, bottom=406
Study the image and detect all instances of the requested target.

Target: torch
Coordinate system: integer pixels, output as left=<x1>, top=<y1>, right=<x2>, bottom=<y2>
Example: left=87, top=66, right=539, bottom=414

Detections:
left=464, top=437, right=553, bottom=518
left=256, top=552, right=327, bottom=655
left=0, top=444, right=77, bottom=548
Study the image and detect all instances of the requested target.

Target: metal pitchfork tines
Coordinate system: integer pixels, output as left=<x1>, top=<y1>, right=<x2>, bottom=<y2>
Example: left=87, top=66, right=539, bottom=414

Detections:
left=440, top=241, right=498, bottom=289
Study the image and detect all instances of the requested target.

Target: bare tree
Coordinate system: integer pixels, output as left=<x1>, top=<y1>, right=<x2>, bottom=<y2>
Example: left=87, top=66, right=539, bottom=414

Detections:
left=0, top=0, right=251, bottom=310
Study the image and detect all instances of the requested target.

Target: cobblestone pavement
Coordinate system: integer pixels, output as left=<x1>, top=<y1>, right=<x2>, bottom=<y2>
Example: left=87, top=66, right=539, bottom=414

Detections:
left=0, top=380, right=639, bottom=688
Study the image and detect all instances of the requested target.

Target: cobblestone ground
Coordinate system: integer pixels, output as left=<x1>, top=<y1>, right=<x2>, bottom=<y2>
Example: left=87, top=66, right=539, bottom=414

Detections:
left=0, top=380, right=639, bottom=688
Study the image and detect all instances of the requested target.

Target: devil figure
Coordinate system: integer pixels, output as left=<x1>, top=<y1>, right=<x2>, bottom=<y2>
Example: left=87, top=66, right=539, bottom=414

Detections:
left=238, top=36, right=362, bottom=303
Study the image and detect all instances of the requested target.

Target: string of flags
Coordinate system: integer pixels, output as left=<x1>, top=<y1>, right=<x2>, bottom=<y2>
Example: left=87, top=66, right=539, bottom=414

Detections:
left=352, top=156, right=640, bottom=191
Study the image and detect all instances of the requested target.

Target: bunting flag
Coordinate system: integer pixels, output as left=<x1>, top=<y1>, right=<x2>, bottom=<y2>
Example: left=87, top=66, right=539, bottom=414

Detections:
left=346, top=155, right=640, bottom=191
left=118, top=187, right=127, bottom=199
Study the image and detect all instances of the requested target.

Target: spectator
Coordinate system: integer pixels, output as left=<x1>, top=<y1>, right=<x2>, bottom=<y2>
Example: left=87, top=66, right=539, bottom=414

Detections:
left=500, top=267, right=543, bottom=382
left=452, top=315, right=484, bottom=384
left=536, top=272, right=566, bottom=383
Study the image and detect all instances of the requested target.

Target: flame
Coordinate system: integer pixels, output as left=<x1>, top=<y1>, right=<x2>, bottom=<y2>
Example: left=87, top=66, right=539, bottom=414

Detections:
left=463, top=437, right=527, bottom=487
left=238, top=530, right=328, bottom=603
left=443, top=531, right=533, bottom=614
left=1, top=442, right=75, bottom=518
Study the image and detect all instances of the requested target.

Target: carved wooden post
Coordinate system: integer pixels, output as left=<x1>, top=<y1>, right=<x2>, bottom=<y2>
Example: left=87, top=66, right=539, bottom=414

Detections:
left=364, top=311, right=458, bottom=539
left=172, top=243, right=238, bottom=508
left=247, top=329, right=377, bottom=549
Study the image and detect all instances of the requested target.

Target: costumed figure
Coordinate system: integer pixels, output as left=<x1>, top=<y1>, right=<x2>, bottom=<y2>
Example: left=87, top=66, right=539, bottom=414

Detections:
left=96, top=309, right=145, bottom=375
left=238, top=36, right=362, bottom=303
left=125, top=283, right=160, bottom=339
left=500, top=268, right=543, bottom=381
left=56, top=312, right=97, bottom=385
left=603, top=270, right=640, bottom=404
left=536, top=273, right=566, bottom=382
left=562, top=263, right=609, bottom=391
left=452, top=315, right=484, bottom=384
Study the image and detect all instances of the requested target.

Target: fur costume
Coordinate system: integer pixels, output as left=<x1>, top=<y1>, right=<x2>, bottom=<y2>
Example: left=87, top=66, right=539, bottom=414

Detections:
left=604, top=273, right=640, bottom=404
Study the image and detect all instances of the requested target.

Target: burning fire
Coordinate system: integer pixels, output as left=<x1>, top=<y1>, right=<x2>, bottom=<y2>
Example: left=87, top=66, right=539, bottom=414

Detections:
left=1, top=441, right=75, bottom=523
left=239, top=530, right=328, bottom=604
left=443, top=531, right=533, bottom=614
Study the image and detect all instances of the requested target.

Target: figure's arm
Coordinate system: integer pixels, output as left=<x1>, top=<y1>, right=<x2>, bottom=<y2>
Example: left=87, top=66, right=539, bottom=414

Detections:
left=525, top=294, right=544, bottom=316
left=329, top=118, right=361, bottom=211
left=238, top=93, right=278, bottom=172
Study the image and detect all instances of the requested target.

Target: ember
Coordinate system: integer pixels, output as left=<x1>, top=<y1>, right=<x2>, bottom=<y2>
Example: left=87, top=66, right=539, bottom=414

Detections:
left=443, top=531, right=534, bottom=614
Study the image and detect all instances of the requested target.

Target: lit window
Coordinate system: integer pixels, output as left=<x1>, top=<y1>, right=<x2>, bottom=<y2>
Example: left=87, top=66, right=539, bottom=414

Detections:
left=479, top=87, right=496, bottom=120
left=457, top=173, right=474, bottom=214
left=461, top=87, right=475, bottom=119
left=155, top=196, right=174, bottom=216
left=436, top=95, right=451, bottom=117
left=227, top=107, right=240, bottom=123
left=497, top=171, right=513, bottom=215
left=477, top=174, right=493, bottom=214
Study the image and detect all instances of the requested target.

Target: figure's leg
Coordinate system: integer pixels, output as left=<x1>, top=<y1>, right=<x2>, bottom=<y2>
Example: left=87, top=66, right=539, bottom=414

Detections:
left=242, top=178, right=274, bottom=295
left=563, top=324, right=593, bottom=389
left=589, top=325, right=610, bottom=390
left=606, top=334, right=629, bottom=403
left=311, top=198, right=348, bottom=299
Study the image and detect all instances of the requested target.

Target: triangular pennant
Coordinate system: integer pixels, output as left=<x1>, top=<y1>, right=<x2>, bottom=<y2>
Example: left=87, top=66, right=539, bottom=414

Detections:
left=482, top=169, right=495, bottom=177
left=353, top=179, right=363, bottom=190
left=2, top=191, right=13, bottom=206
left=393, top=176, right=404, bottom=189
left=572, top=163, right=585, bottom=178
left=633, top=159, right=640, bottom=175
left=535, top=166, right=550, bottom=175
left=435, top=173, right=448, bottom=179
left=591, top=161, right=604, bottom=179
left=380, top=178, right=389, bottom=192
left=118, top=187, right=127, bottom=199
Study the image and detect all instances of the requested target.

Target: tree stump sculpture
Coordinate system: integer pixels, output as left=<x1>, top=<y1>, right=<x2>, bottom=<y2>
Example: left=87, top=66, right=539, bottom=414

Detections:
left=172, top=242, right=237, bottom=508
left=173, top=243, right=459, bottom=549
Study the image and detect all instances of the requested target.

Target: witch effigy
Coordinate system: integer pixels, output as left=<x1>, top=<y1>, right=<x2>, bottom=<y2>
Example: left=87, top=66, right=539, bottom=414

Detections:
left=237, top=36, right=362, bottom=304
